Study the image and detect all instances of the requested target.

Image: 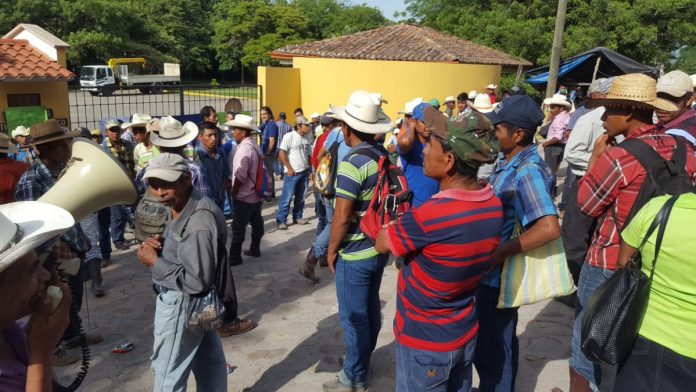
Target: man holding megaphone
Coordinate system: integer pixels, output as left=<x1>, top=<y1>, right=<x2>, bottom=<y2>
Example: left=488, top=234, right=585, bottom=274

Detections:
left=14, top=120, right=104, bottom=366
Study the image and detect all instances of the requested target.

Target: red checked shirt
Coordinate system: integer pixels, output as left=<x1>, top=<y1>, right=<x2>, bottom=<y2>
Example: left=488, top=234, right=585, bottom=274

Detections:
left=578, top=125, right=696, bottom=270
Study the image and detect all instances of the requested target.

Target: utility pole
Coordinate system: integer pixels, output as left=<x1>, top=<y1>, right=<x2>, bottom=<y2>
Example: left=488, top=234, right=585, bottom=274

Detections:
left=546, top=0, right=568, bottom=98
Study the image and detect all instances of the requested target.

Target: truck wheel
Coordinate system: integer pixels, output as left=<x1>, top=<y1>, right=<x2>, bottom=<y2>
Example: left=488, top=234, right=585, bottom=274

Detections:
left=139, top=88, right=151, bottom=94
left=89, top=91, right=99, bottom=97
left=101, top=87, right=114, bottom=97
left=150, top=82, right=164, bottom=94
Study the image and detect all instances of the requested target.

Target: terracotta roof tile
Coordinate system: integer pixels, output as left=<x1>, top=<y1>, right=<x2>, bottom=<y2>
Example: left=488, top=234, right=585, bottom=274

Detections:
left=272, top=24, right=531, bottom=67
left=0, top=39, right=74, bottom=81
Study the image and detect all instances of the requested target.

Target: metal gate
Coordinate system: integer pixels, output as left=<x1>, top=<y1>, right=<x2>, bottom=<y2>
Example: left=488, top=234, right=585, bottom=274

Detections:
left=68, top=84, right=262, bottom=130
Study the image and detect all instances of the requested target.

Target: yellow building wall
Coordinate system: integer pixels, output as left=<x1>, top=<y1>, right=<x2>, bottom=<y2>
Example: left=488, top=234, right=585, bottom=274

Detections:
left=0, top=81, right=70, bottom=130
left=257, top=66, right=301, bottom=122
left=292, top=57, right=501, bottom=122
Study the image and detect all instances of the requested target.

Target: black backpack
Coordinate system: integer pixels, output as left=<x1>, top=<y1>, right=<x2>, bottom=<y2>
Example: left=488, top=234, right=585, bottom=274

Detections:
left=618, top=135, right=695, bottom=228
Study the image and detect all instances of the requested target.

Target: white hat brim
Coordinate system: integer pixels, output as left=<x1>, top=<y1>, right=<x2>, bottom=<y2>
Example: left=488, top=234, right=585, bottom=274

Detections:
left=329, top=105, right=392, bottom=134
left=224, top=120, right=261, bottom=134
left=122, top=121, right=148, bottom=129
left=0, top=201, right=74, bottom=272
left=543, top=98, right=572, bottom=107
left=150, top=122, right=199, bottom=148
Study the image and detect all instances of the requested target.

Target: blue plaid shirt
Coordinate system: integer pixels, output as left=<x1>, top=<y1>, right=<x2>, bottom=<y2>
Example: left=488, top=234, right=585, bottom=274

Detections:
left=15, top=159, right=89, bottom=254
left=483, top=145, right=557, bottom=287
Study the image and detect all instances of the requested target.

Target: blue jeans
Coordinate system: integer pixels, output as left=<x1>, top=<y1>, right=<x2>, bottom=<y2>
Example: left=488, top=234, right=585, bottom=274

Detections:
left=151, top=290, right=227, bottom=392
left=276, top=170, right=308, bottom=224
left=474, top=284, right=519, bottom=392
left=315, top=190, right=327, bottom=235
left=80, top=212, right=102, bottom=262
left=110, top=205, right=126, bottom=244
left=312, top=196, right=335, bottom=257
left=396, top=340, right=475, bottom=392
left=335, top=255, right=388, bottom=387
left=570, top=263, right=615, bottom=391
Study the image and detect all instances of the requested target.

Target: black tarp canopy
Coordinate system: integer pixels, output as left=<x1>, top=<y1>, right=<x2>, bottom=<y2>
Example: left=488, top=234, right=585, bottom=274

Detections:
left=526, top=47, right=656, bottom=88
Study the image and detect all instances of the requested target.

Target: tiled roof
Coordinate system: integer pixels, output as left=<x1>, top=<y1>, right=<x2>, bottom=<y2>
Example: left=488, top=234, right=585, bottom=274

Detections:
left=0, top=39, right=74, bottom=81
left=272, top=24, right=531, bottom=67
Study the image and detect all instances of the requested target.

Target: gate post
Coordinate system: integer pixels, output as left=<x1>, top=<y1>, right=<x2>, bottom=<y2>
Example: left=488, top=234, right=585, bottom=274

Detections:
left=179, top=86, right=185, bottom=116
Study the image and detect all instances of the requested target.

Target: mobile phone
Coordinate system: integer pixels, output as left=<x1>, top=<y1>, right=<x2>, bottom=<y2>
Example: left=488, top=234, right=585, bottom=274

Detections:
left=46, top=285, right=63, bottom=313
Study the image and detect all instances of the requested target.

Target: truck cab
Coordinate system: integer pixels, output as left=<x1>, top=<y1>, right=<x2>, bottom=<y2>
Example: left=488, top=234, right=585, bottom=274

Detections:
left=80, top=66, right=116, bottom=96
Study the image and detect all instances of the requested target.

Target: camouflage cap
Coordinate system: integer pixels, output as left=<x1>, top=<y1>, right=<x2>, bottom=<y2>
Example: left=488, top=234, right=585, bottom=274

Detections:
left=441, top=112, right=499, bottom=169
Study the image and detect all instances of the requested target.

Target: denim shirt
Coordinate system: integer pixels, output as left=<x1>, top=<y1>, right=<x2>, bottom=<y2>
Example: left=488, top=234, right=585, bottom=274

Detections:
left=195, top=146, right=231, bottom=210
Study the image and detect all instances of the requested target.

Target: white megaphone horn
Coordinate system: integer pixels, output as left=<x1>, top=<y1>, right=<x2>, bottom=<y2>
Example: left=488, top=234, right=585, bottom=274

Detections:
left=39, top=138, right=138, bottom=222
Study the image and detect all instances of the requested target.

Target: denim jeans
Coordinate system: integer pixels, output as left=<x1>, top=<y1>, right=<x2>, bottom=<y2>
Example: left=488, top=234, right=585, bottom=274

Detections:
left=151, top=290, right=227, bottom=392
left=314, top=190, right=327, bottom=235
left=396, top=340, right=476, bottom=392
left=80, top=212, right=102, bottom=263
left=558, top=169, right=573, bottom=211
left=312, top=196, right=335, bottom=257
left=543, top=144, right=565, bottom=198
left=263, top=154, right=277, bottom=197
left=110, top=205, right=126, bottom=244
left=276, top=170, right=308, bottom=224
left=335, top=255, right=388, bottom=386
left=570, top=263, right=615, bottom=391
left=615, top=336, right=696, bottom=392
left=474, top=284, right=519, bottom=392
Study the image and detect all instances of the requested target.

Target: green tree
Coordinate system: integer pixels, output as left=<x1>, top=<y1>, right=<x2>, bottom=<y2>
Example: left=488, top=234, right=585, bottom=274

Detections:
left=673, top=47, right=696, bottom=75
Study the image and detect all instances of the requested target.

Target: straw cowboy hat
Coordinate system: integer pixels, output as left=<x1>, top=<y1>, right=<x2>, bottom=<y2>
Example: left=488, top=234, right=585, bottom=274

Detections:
left=443, top=96, right=456, bottom=104
left=543, top=93, right=572, bottom=108
left=0, top=133, right=18, bottom=154
left=0, top=201, right=74, bottom=272
left=587, top=73, right=678, bottom=112
left=330, top=90, right=392, bottom=134
left=149, top=116, right=199, bottom=148
left=29, top=119, right=80, bottom=146
left=122, top=113, right=152, bottom=129
left=11, top=126, right=30, bottom=139
left=470, top=94, right=496, bottom=113
left=398, top=97, right=423, bottom=115
left=225, top=114, right=261, bottom=133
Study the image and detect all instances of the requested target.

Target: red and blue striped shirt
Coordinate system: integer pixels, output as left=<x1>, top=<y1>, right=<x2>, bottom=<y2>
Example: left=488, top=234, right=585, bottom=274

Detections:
left=387, top=186, right=503, bottom=351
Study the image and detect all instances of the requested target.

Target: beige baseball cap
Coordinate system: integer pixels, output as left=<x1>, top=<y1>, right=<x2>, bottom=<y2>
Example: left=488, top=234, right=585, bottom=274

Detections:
left=657, top=70, right=694, bottom=98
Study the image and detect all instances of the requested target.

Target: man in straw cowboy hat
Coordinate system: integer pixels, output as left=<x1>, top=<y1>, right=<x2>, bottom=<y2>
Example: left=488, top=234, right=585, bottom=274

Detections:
left=0, top=199, right=76, bottom=390
left=120, top=113, right=151, bottom=145
left=571, top=73, right=696, bottom=391
left=14, top=119, right=103, bottom=365
left=443, top=95, right=457, bottom=118
left=322, top=90, right=392, bottom=392
left=0, top=132, right=29, bottom=204
left=136, top=153, right=228, bottom=391
left=373, top=107, right=504, bottom=392
left=474, top=95, right=560, bottom=391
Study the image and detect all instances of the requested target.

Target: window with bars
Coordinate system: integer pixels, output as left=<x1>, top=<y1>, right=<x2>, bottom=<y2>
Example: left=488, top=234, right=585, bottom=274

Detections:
left=7, top=93, right=41, bottom=107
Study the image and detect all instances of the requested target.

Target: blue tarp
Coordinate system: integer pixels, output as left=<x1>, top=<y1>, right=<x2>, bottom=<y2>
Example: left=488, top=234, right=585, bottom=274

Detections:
left=526, top=55, right=592, bottom=84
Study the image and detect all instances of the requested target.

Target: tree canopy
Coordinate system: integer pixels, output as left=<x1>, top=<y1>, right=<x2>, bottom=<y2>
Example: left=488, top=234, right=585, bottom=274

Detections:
left=403, top=0, right=696, bottom=69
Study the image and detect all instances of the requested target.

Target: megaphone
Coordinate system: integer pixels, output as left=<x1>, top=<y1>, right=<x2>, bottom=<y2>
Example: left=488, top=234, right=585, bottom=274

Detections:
left=39, top=137, right=138, bottom=222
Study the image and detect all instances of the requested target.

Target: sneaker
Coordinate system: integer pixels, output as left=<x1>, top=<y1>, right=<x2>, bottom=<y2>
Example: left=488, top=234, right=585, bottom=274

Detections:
left=218, top=318, right=257, bottom=338
left=62, top=333, right=104, bottom=349
left=277, top=222, right=288, bottom=230
left=114, top=242, right=129, bottom=251
left=52, top=348, right=79, bottom=367
left=322, top=379, right=365, bottom=392
left=293, top=218, right=310, bottom=225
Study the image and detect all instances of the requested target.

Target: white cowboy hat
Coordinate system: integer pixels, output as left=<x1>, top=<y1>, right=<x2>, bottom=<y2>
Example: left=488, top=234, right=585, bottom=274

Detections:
left=0, top=201, right=74, bottom=272
left=224, top=114, right=261, bottom=133
left=122, top=113, right=152, bottom=129
left=443, top=96, right=456, bottom=104
left=470, top=94, right=495, bottom=113
left=150, top=116, right=199, bottom=148
left=543, top=93, right=572, bottom=108
left=486, top=84, right=498, bottom=90
left=330, top=90, right=392, bottom=134
left=0, top=133, right=18, bottom=154
left=468, top=90, right=478, bottom=100
left=397, top=97, right=423, bottom=115
left=309, top=112, right=321, bottom=119
left=11, top=126, right=30, bottom=138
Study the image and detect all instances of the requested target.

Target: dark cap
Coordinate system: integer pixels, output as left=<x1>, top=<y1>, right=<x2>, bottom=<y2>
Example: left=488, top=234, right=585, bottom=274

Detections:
left=486, top=95, right=544, bottom=130
left=509, top=86, right=526, bottom=96
left=320, top=112, right=335, bottom=126
left=279, top=112, right=287, bottom=119
left=438, top=112, right=499, bottom=168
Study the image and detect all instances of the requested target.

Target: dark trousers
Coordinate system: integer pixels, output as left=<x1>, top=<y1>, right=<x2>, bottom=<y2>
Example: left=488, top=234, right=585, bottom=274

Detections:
left=615, top=336, right=696, bottom=392
left=474, top=284, right=519, bottom=392
left=62, top=262, right=84, bottom=341
left=229, top=200, right=264, bottom=263
left=97, top=207, right=112, bottom=259
left=544, top=144, right=565, bottom=197
left=560, top=171, right=596, bottom=285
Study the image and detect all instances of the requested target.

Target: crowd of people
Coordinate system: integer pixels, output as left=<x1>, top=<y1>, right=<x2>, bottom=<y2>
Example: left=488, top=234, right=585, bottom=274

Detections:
left=1, top=73, right=695, bottom=392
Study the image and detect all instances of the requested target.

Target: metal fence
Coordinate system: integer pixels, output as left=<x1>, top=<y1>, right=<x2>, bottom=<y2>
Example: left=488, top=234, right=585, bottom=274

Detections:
left=68, top=84, right=262, bottom=130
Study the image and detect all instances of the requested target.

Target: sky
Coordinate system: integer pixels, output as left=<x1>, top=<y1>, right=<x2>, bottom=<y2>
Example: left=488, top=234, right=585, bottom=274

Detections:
left=347, top=0, right=408, bottom=20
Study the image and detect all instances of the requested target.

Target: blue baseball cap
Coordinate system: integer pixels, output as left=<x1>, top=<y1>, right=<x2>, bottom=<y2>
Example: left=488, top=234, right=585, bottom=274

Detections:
left=486, top=95, right=544, bottom=131
left=412, top=102, right=431, bottom=122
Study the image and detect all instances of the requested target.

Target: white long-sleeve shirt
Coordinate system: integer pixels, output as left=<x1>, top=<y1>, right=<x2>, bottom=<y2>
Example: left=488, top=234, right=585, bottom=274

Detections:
left=563, top=107, right=606, bottom=176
